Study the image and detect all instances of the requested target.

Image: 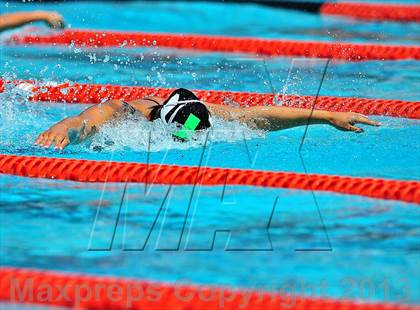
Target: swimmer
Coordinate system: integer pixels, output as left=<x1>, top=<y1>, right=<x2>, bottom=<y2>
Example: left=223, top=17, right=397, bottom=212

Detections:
left=35, top=88, right=380, bottom=150
left=0, top=11, right=65, bottom=32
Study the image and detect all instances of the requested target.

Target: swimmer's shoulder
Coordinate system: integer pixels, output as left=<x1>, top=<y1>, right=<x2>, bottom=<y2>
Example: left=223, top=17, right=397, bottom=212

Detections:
left=123, top=96, right=165, bottom=119
left=129, top=96, right=165, bottom=106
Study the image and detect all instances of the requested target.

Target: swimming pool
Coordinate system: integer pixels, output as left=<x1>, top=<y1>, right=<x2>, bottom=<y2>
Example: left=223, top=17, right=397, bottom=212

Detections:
left=1, top=0, right=419, bottom=307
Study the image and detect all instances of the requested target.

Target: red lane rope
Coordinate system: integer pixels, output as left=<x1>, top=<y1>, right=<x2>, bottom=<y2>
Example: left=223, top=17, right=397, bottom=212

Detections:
left=0, top=154, right=419, bottom=204
left=321, top=2, right=420, bottom=23
left=6, top=29, right=420, bottom=61
left=1, top=79, right=419, bottom=119
left=1, top=267, right=417, bottom=310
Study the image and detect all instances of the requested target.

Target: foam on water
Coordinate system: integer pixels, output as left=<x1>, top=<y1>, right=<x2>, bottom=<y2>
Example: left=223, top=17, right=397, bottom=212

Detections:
left=88, top=114, right=264, bottom=152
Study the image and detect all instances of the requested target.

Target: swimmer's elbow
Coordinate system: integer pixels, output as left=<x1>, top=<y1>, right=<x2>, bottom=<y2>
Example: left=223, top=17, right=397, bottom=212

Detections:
left=104, top=99, right=124, bottom=110
left=79, top=99, right=123, bottom=120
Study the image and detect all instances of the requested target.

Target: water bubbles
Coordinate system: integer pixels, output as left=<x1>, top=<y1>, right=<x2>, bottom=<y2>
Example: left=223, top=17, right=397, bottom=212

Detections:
left=87, top=53, right=97, bottom=64
left=156, top=72, right=166, bottom=84
left=2, top=71, right=17, bottom=82
left=63, top=79, right=74, bottom=87
left=0, top=80, right=42, bottom=147
left=103, top=55, right=110, bottom=63
left=39, top=87, right=48, bottom=94
left=40, top=66, right=48, bottom=75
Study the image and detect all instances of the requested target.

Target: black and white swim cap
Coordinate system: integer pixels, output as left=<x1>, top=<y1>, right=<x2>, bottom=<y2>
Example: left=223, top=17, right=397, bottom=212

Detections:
left=159, top=88, right=212, bottom=130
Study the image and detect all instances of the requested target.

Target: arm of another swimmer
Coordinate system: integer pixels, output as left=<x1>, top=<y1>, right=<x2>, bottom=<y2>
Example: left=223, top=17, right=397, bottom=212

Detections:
left=206, top=104, right=380, bottom=132
left=0, top=11, right=65, bottom=31
left=35, top=100, right=124, bottom=150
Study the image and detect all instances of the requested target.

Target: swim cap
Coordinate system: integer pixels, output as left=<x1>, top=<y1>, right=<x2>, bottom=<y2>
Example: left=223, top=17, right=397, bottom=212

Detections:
left=159, top=88, right=212, bottom=140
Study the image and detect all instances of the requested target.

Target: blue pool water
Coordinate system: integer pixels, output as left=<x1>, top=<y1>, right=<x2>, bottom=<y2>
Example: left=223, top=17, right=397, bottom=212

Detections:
left=1, top=0, right=419, bottom=306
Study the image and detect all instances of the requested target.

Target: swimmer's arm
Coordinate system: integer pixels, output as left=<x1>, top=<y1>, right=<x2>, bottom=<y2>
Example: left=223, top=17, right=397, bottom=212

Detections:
left=0, top=11, right=65, bottom=31
left=206, top=104, right=380, bottom=132
left=35, top=100, right=124, bottom=149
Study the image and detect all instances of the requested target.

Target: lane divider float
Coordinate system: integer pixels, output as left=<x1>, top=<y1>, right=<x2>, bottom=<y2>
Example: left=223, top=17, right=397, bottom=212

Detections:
left=1, top=267, right=418, bottom=310
left=0, top=154, right=419, bottom=204
left=208, top=0, right=420, bottom=23
left=1, top=79, right=419, bottom=119
left=320, top=1, right=420, bottom=23
left=6, top=29, right=420, bottom=61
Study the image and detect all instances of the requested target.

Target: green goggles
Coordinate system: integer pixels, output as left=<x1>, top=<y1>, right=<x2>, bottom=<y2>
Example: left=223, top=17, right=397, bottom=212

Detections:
left=173, top=113, right=201, bottom=141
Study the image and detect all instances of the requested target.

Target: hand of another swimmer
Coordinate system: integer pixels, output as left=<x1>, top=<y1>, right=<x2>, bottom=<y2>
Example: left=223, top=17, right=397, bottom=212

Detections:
left=40, top=11, right=65, bottom=29
left=35, top=124, right=70, bottom=150
left=328, top=112, right=380, bottom=133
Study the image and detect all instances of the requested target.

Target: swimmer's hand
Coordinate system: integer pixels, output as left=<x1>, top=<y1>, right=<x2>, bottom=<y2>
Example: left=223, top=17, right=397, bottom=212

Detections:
left=328, top=112, right=380, bottom=133
left=38, top=11, right=65, bottom=29
left=35, top=124, right=70, bottom=150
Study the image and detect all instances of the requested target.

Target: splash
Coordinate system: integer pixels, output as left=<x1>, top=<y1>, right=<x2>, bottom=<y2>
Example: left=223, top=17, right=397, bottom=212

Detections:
left=0, top=80, right=33, bottom=152
left=89, top=114, right=265, bottom=152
